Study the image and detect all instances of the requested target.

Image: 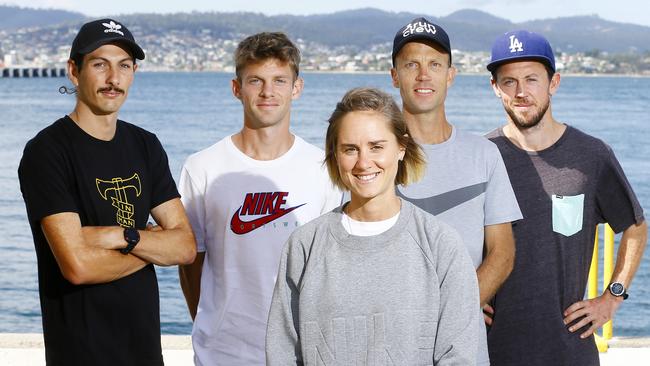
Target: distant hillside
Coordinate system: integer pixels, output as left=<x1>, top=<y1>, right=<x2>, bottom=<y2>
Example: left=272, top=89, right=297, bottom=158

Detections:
left=115, top=8, right=650, bottom=53
left=2, top=7, right=650, bottom=53
left=520, top=16, right=650, bottom=53
left=0, top=5, right=85, bottom=30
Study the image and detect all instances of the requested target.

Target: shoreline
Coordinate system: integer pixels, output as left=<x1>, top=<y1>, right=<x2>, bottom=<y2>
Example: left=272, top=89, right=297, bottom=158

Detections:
left=135, top=69, right=650, bottom=78
left=3, top=67, right=647, bottom=78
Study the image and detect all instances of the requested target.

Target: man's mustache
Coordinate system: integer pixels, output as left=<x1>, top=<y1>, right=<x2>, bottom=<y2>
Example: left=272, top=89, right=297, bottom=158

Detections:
left=97, top=87, right=125, bottom=94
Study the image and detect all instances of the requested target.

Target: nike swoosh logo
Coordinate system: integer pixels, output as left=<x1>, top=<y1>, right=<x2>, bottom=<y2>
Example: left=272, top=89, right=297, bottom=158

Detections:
left=230, top=203, right=306, bottom=235
left=397, top=182, right=487, bottom=216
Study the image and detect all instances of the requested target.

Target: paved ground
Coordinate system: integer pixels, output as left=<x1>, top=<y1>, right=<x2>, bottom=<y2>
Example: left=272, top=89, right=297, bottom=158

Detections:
left=1, top=334, right=649, bottom=365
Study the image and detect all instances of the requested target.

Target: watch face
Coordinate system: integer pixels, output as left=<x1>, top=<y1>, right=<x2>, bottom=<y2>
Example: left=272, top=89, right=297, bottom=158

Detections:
left=611, top=282, right=624, bottom=296
left=124, top=228, right=140, bottom=244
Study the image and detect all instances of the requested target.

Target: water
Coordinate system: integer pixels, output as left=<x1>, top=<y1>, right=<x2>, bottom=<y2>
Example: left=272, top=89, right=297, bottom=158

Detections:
left=1, top=72, right=649, bottom=335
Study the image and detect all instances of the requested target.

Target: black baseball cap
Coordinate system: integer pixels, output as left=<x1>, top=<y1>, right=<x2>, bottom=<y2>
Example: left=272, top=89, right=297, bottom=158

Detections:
left=70, top=18, right=145, bottom=60
left=392, top=17, right=451, bottom=67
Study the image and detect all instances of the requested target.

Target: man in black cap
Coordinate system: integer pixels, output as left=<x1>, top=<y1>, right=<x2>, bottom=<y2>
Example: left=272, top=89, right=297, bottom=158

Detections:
left=485, top=30, right=647, bottom=365
left=18, top=18, right=196, bottom=366
left=390, top=17, right=522, bottom=366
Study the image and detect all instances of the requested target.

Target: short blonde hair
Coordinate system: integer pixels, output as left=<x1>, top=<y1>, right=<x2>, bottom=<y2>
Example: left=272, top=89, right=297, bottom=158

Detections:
left=325, top=87, right=426, bottom=190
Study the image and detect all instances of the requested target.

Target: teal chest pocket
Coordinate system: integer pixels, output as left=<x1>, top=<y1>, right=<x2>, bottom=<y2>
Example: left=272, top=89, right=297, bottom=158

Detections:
left=552, top=194, right=584, bottom=236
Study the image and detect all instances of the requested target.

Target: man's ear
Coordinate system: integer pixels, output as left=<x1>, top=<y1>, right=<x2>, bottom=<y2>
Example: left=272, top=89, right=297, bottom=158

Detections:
left=231, top=78, right=242, bottom=100
left=390, top=68, right=400, bottom=89
left=446, top=65, right=456, bottom=88
left=490, top=77, right=501, bottom=98
left=67, top=59, right=79, bottom=87
left=291, top=77, right=304, bottom=100
left=549, top=72, right=561, bottom=96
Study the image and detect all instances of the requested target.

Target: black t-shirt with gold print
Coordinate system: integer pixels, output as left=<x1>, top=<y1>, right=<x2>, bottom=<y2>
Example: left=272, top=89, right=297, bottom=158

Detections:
left=18, top=116, right=179, bottom=366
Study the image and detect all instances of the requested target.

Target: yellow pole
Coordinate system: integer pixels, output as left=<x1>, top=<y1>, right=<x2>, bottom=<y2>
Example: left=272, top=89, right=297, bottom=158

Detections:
left=588, top=226, right=599, bottom=299
left=588, top=224, right=617, bottom=352
left=602, top=224, right=615, bottom=340
left=589, top=225, right=608, bottom=352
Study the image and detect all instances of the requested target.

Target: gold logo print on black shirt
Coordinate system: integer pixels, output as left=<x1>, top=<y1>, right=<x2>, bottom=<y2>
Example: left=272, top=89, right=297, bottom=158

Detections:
left=96, top=173, right=142, bottom=227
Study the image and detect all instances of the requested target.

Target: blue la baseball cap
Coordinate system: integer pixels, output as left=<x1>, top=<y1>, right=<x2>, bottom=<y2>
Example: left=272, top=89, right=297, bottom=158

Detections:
left=486, top=30, right=554, bottom=73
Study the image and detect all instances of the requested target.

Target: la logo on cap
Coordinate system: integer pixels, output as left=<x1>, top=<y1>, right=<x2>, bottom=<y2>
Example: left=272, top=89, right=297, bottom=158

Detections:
left=103, top=20, right=124, bottom=36
left=509, top=35, right=523, bottom=53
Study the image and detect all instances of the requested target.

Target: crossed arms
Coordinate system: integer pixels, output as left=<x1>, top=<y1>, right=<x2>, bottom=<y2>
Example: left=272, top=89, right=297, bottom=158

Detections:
left=41, top=198, right=196, bottom=285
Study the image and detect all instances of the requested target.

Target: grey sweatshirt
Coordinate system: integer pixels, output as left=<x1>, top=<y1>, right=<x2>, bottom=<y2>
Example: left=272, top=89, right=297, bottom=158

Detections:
left=266, top=199, right=479, bottom=365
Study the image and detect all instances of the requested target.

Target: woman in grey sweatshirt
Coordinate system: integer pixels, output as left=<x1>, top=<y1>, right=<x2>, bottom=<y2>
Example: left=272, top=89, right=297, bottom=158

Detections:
left=266, top=88, right=479, bottom=365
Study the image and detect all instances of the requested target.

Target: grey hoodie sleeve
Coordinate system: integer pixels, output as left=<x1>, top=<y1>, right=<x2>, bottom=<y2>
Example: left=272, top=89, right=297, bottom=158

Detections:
left=266, top=234, right=305, bottom=365
left=434, top=229, right=480, bottom=365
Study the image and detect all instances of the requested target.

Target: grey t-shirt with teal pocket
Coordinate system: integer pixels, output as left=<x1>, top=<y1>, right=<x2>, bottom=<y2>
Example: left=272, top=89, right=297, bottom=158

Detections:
left=486, top=125, right=644, bottom=366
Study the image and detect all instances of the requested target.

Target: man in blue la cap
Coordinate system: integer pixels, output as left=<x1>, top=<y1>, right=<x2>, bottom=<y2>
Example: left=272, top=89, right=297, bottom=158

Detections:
left=18, top=18, right=197, bottom=365
left=485, top=30, right=647, bottom=365
left=390, top=17, right=522, bottom=366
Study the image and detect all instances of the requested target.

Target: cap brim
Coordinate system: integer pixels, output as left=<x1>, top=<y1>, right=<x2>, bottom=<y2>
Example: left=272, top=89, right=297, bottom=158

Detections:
left=487, top=55, right=554, bottom=73
left=76, top=37, right=145, bottom=60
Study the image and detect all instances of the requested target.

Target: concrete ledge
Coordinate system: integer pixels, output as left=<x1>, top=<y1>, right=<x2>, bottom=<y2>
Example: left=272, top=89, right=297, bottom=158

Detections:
left=1, top=333, right=649, bottom=366
left=0, top=333, right=43, bottom=348
left=0, top=334, right=193, bottom=366
left=609, top=336, right=650, bottom=348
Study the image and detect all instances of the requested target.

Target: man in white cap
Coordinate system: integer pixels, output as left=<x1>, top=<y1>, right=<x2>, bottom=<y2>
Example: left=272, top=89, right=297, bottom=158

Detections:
left=18, top=18, right=196, bottom=366
left=485, top=29, right=647, bottom=365
left=390, top=17, right=522, bottom=366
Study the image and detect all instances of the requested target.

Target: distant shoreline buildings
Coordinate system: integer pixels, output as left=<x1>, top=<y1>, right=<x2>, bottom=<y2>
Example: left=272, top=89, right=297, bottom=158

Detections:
left=2, top=29, right=649, bottom=77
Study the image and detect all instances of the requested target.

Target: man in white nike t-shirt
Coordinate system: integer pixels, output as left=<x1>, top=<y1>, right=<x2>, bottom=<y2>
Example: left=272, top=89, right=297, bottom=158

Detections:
left=178, top=32, right=342, bottom=365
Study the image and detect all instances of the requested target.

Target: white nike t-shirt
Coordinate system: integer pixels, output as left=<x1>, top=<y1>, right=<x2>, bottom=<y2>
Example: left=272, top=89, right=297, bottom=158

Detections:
left=179, top=135, right=342, bottom=366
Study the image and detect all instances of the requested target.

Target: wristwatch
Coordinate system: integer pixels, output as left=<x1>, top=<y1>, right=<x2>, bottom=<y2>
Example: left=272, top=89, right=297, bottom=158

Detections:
left=120, top=227, right=140, bottom=254
left=608, top=282, right=629, bottom=300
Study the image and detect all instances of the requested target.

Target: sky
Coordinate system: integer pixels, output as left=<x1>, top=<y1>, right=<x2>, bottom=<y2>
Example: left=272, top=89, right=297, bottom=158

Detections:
left=7, top=0, right=650, bottom=27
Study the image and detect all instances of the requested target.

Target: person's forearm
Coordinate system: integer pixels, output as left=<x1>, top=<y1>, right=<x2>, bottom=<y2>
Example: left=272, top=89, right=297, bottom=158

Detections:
left=476, top=223, right=515, bottom=306
left=132, top=226, right=196, bottom=266
left=561, top=221, right=647, bottom=339
left=610, top=221, right=647, bottom=288
left=179, top=252, right=204, bottom=320
left=477, top=259, right=512, bottom=306
left=63, top=244, right=148, bottom=285
left=82, top=225, right=196, bottom=266
left=41, top=213, right=149, bottom=285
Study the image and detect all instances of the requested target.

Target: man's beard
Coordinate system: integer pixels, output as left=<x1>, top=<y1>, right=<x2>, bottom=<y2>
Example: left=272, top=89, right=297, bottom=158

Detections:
left=504, top=98, right=549, bottom=130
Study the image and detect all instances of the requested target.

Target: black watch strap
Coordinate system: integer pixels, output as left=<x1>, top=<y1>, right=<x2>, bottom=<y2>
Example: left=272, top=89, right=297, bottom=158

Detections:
left=121, top=228, right=140, bottom=255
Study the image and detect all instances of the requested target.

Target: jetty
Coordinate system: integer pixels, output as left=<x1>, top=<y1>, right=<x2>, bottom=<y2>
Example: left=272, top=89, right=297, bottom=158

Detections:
left=1, top=66, right=66, bottom=78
